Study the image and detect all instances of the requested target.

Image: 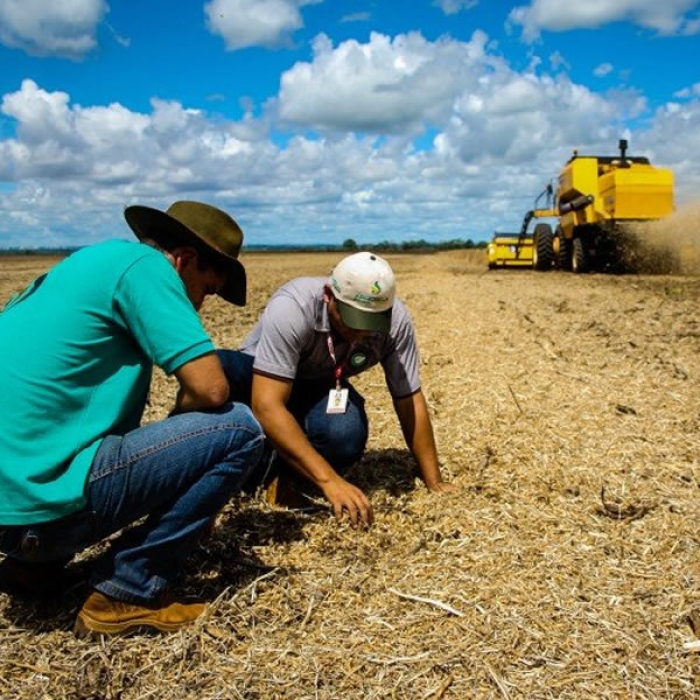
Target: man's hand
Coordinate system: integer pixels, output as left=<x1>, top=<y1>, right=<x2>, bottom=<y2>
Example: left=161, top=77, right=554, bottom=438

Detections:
left=427, top=480, right=458, bottom=495
left=252, top=373, right=373, bottom=529
left=321, top=475, right=373, bottom=529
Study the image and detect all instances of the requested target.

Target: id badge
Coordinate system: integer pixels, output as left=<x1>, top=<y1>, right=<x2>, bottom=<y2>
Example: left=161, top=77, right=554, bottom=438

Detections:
left=326, top=387, right=349, bottom=414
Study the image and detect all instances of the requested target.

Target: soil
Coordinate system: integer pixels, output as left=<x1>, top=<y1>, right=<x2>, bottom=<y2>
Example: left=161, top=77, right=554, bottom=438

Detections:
left=1, top=212, right=700, bottom=698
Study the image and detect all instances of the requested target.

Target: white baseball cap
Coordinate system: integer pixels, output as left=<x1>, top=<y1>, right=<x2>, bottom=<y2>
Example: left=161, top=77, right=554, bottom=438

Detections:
left=329, top=251, right=396, bottom=332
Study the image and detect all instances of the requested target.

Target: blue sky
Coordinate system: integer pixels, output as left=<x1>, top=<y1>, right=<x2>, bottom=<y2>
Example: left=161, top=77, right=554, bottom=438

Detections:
left=0, top=0, right=699, bottom=248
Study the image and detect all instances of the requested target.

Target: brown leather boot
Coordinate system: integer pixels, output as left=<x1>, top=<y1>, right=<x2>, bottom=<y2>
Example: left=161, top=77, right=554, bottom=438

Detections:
left=74, top=590, right=206, bottom=637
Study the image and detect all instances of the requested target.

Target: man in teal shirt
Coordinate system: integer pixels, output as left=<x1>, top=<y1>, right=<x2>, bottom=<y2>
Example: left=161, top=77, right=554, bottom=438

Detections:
left=0, top=201, right=265, bottom=637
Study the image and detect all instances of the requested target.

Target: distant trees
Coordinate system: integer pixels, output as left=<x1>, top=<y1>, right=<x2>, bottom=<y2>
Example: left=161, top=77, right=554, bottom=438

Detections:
left=0, top=239, right=487, bottom=256
left=296, top=238, right=486, bottom=254
left=366, top=239, right=485, bottom=253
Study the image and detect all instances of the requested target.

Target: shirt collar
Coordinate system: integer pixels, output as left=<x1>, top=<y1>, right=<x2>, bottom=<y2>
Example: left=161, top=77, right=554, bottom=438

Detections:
left=314, top=291, right=331, bottom=333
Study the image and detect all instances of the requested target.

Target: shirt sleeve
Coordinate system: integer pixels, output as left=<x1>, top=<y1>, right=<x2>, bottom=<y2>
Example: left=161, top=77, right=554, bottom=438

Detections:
left=112, top=251, right=215, bottom=375
left=251, top=291, right=311, bottom=380
left=381, top=300, right=422, bottom=399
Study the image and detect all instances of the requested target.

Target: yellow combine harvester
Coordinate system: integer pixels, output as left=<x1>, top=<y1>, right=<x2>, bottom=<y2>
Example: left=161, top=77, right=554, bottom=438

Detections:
left=488, top=139, right=674, bottom=272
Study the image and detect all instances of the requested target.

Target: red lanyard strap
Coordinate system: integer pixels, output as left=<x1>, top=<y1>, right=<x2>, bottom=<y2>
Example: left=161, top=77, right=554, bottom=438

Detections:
left=326, top=334, right=354, bottom=389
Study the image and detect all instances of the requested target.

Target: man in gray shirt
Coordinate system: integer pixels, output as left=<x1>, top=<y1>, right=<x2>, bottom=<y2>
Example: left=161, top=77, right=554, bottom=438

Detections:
left=219, top=251, right=455, bottom=528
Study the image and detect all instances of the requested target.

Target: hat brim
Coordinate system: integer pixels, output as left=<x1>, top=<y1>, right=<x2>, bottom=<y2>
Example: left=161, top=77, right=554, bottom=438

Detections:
left=336, top=299, right=392, bottom=333
left=124, top=205, right=247, bottom=306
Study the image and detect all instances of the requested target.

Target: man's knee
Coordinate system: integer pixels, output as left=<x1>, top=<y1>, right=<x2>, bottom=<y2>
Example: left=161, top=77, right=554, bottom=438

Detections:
left=216, top=403, right=265, bottom=475
left=305, top=408, right=368, bottom=471
left=326, top=435, right=366, bottom=472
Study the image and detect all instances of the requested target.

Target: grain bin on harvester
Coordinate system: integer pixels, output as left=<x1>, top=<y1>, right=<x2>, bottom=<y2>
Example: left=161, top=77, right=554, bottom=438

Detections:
left=487, top=140, right=675, bottom=272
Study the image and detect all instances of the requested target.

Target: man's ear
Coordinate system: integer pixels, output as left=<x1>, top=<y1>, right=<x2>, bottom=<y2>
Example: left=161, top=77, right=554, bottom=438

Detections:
left=172, top=246, right=197, bottom=273
left=322, top=284, right=334, bottom=304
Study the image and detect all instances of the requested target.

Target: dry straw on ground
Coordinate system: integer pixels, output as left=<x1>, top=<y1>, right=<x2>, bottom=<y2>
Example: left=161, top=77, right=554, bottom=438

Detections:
left=2, top=211, right=700, bottom=698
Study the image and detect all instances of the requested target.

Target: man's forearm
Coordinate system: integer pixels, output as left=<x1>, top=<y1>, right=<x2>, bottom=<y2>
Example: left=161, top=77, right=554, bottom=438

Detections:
left=256, top=404, right=341, bottom=487
left=256, top=401, right=374, bottom=527
left=394, top=391, right=446, bottom=488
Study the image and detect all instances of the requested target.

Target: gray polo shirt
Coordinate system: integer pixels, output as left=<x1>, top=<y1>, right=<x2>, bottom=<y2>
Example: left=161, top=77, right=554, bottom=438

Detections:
left=240, top=277, right=421, bottom=399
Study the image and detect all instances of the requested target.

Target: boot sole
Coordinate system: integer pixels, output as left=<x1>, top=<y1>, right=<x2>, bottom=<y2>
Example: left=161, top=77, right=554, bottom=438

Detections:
left=73, top=614, right=194, bottom=638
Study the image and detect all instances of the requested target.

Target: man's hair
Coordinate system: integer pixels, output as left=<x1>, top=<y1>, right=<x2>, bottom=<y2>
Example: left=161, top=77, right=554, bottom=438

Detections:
left=194, top=247, right=229, bottom=276
left=142, top=236, right=227, bottom=276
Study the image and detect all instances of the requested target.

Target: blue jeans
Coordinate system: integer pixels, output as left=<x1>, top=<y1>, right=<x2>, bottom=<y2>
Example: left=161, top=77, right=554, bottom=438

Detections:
left=217, top=350, right=368, bottom=476
left=0, top=403, right=265, bottom=603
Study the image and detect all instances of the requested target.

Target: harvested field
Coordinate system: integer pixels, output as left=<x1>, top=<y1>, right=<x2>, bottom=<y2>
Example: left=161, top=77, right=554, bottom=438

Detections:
left=2, top=213, right=700, bottom=698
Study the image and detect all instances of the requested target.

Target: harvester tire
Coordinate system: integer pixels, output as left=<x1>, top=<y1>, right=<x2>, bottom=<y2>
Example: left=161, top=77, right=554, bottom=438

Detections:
left=555, top=227, right=572, bottom=270
left=533, top=223, right=554, bottom=271
left=571, top=237, right=588, bottom=273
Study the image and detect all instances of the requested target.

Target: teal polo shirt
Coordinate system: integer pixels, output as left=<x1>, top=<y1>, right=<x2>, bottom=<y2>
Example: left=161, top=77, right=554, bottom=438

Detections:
left=0, top=240, right=214, bottom=525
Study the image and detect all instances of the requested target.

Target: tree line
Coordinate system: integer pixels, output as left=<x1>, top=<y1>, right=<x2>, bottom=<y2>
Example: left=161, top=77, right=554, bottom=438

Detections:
left=0, top=238, right=486, bottom=256
left=341, top=238, right=486, bottom=253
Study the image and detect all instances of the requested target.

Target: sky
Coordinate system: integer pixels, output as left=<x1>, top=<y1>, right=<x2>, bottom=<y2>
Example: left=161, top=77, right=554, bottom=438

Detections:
left=0, top=0, right=699, bottom=249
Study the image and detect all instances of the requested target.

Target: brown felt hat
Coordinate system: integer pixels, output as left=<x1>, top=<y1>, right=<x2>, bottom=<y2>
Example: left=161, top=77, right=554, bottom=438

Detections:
left=124, top=200, right=247, bottom=306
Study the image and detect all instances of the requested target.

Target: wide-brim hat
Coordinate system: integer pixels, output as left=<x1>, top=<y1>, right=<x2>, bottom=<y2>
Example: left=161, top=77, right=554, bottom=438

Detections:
left=124, top=200, right=247, bottom=306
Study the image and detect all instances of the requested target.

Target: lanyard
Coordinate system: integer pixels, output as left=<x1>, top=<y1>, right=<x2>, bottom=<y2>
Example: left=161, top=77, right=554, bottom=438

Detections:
left=326, top=334, right=355, bottom=390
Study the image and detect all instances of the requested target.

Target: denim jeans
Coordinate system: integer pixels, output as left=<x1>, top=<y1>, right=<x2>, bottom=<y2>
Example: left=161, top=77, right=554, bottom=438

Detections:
left=0, top=402, right=265, bottom=603
left=217, top=350, right=368, bottom=476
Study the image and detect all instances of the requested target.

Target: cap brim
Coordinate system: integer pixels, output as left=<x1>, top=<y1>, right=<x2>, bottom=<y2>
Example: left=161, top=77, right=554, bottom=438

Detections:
left=336, top=299, right=392, bottom=332
left=124, top=205, right=247, bottom=306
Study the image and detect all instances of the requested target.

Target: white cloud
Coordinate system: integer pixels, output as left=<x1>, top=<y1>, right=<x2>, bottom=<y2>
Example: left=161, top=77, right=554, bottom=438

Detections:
left=549, top=51, right=570, bottom=71
left=340, top=13, right=370, bottom=24
left=0, top=0, right=108, bottom=59
left=509, top=0, right=700, bottom=41
left=594, top=62, right=614, bottom=77
left=105, top=21, right=130, bottom=48
left=204, top=0, right=320, bottom=50
left=674, top=83, right=700, bottom=98
left=275, top=28, right=636, bottom=176
left=433, top=0, right=479, bottom=15
left=277, top=31, right=497, bottom=133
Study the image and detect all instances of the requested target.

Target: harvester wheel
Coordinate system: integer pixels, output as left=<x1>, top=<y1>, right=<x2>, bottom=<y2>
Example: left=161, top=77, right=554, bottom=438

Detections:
left=571, top=237, right=588, bottom=273
left=555, top=227, right=572, bottom=270
left=533, top=223, right=554, bottom=271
